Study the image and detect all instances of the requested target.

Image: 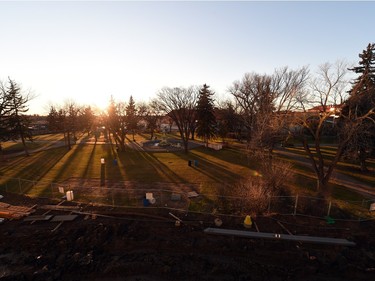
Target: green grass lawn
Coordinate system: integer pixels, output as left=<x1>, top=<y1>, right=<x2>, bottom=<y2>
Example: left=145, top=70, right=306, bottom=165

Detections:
left=1, top=133, right=65, bottom=153
left=0, top=138, right=255, bottom=196
left=1, top=133, right=374, bottom=218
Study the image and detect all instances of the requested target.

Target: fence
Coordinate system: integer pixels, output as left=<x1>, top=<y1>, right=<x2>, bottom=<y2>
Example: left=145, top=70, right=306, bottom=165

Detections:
left=0, top=176, right=374, bottom=221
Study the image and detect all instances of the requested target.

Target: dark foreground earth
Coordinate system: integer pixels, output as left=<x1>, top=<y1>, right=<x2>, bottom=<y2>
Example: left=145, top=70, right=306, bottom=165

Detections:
left=1, top=192, right=374, bottom=281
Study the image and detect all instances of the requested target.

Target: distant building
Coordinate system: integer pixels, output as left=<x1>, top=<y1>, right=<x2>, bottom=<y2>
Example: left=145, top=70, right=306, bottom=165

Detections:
left=307, top=104, right=342, bottom=115
left=28, top=115, right=49, bottom=134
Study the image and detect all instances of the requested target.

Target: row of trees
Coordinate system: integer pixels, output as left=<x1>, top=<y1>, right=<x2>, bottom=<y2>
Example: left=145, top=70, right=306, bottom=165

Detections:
left=46, top=102, right=96, bottom=150
left=45, top=43, right=374, bottom=197
left=149, top=44, right=375, bottom=196
left=2, top=44, right=374, bottom=198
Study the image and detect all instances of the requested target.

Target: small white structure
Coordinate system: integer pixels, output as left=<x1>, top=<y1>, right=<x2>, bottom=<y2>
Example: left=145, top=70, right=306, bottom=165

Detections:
left=146, top=192, right=156, bottom=204
left=66, top=190, right=74, bottom=201
left=207, top=143, right=223, bottom=151
left=187, top=191, right=199, bottom=198
left=101, top=158, right=105, bottom=164
left=58, top=187, right=65, bottom=194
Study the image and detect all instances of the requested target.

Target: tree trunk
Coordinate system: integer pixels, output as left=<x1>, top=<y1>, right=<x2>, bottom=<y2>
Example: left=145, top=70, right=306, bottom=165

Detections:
left=67, top=131, right=71, bottom=150
left=20, top=134, right=29, bottom=156
left=358, top=150, right=369, bottom=172
left=0, top=143, right=3, bottom=162
left=360, top=159, right=368, bottom=173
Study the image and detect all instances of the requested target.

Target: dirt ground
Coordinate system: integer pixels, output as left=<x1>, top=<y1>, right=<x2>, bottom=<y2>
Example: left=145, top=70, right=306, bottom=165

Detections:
left=1, top=192, right=375, bottom=281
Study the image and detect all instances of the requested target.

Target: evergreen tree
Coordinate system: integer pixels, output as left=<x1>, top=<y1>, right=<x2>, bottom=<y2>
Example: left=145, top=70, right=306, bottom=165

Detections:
left=216, top=101, right=240, bottom=141
left=106, top=96, right=127, bottom=151
left=196, top=84, right=216, bottom=145
left=126, top=95, right=138, bottom=141
left=6, top=78, right=32, bottom=156
left=80, top=106, right=95, bottom=136
left=46, top=105, right=62, bottom=133
left=0, top=80, right=12, bottom=157
left=341, top=43, right=375, bottom=172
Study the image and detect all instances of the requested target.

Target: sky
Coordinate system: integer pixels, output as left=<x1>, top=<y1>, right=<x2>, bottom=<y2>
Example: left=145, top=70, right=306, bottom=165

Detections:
left=0, top=0, right=374, bottom=115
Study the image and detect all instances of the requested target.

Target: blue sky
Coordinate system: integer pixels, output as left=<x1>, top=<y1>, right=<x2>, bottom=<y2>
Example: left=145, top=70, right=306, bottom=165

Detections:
left=0, top=1, right=373, bottom=115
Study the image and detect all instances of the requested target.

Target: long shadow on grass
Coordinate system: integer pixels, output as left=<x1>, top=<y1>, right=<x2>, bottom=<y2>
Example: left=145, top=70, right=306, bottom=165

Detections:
left=183, top=152, right=246, bottom=184
left=105, top=143, right=125, bottom=182
left=192, top=146, right=253, bottom=170
left=145, top=151, right=189, bottom=183
left=146, top=148, right=244, bottom=184
left=120, top=148, right=187, bottom=183
left=1, top=147, right=68, bottom=180
left=80, top=143, right=101, bottom=181
left=48, top=143, right=90, bottom=184
left=1, top=147, right=69, bottom=194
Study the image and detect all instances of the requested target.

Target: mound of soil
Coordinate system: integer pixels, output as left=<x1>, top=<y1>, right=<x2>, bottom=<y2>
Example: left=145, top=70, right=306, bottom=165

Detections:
left=1, top=192, right=374, bottom=281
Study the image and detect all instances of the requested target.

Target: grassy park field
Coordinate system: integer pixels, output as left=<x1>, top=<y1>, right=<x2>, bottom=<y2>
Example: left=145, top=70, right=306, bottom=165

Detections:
left=0, top=133, right=374, bottom=217
left=0, top=134, right=252, bottom=195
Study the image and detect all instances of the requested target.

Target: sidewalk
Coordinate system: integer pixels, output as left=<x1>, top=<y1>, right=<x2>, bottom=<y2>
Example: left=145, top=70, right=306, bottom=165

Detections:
left=275, top=148, right=375, bottom=199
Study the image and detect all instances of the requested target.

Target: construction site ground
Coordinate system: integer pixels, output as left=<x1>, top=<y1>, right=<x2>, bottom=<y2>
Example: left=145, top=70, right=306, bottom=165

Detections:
left=1, top=192, right=375, bottom=281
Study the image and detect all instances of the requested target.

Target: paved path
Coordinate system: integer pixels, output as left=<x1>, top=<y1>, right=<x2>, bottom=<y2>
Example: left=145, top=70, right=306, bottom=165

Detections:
left=275, top=148, right=375, bottom=200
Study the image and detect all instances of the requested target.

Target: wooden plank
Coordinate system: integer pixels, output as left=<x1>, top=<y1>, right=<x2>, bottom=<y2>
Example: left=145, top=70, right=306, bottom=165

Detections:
left=0, top=202, right=11, bottom=208
left=50, top=215, right=78, bottom=222
left=0, top=211, right=12, bottom=218
left=51, top=221, right=64, bottom=232
left=31, top=200, right=65, bottom=225
left=24, top=215, right=53, bottom=222
left=204, top=228, right=356, bottom=246
left=253, top=221, right=260, bottom=232
left=0, top=203, right=36, bottom=220
left=39, top=205, right=80, bottom=211
left=277, top=221, right=293, bottom=235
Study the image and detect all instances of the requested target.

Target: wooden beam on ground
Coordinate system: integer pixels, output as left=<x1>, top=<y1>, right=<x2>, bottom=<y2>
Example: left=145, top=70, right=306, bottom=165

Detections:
left=24, top=215, right=53, bottom=222
left=253, top=221, right=260, bottom=232
left=31, top=200, right=66, bottom=225
left=0, top=203, right=36, bottom=219
left=51, top=221, right=64, bottom=232
left=204, top=228, right=356, bottom=247
left=39, top=205, right=80, bottom=211
left=277, top=221, right=293, bottom=235
left=50, top=215, right=78, bottom=222
left=51, top=214, right=77, bottom=232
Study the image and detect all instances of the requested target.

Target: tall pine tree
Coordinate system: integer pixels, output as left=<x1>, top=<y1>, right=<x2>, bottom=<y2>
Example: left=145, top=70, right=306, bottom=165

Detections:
left=126, top=95, right=138, bottom=141
left=196, top=84, right=216, bottom=146
left=6, top=78, right=32, bottom=156
left=341, top=43, right=375, bottom=172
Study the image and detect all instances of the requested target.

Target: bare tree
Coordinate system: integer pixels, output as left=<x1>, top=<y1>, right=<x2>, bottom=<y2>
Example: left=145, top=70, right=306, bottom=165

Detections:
left=273, top=66, right=310, bottom=112
left=106, top=97, right=127, bottom=151
left=290, top=60, right=352, bottom=195
left=79, top=106, right=96, bottom=137
left=255, top=66, right=309, bottom=154
left=58, top=101, right=81, bottom=150
left=230, top=66, right=309, bottom=156
left=155, top=86, right=198, bottom=153
left=229, top=73, right=273, bottom=146
left=215, top=100, right=241, bottom=142
left=229, top=158, right=294, bottom=214
left=138, top=100, right=161, bottom=140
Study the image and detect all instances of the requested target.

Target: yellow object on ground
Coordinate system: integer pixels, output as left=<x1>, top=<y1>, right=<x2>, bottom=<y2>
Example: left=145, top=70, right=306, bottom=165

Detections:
left=244, top=215, right=252, bottom=228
